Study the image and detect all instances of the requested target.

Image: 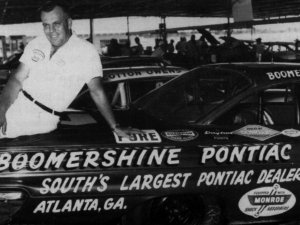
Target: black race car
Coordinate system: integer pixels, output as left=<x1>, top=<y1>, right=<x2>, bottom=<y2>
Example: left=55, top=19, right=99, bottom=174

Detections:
left=1, top=63, right=300, bottom=225
left=262, top=42, right=300, bottom=62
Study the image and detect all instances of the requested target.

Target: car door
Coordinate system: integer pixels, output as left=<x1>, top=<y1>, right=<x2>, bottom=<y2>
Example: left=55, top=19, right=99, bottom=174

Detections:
left=209, top=81, right=300, bottom=223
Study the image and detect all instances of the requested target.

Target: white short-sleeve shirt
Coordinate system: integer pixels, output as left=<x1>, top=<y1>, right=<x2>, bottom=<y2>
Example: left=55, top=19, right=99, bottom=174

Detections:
left=20, top=33, right=102, bottom=112
left=0, top=34, right=102, bottom=138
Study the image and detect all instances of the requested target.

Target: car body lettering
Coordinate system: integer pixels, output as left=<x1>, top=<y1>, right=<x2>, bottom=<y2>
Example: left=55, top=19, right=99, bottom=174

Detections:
left=257, top=168, right=300, bottom=184
left=120, top=172, right=192, bottom=191
left=266, top=70, right=300, bottom=80
left=114, top=129, right=162, bottom=143
left=104, top=69, right=182, bottom=82
left=200, top=143, right=291, bottom=164
left=197, top=170, right=254, bottom=186
left=40, top=175, right=110, bottom=195
left=33, top=197, right=126, bottom=214
left=0, top=148, right=181, bottom=171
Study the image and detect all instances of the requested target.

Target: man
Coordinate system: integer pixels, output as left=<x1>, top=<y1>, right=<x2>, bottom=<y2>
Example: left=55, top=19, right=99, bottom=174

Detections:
left=0, top=1, right=129, bottom=138
left=255, top=38, right=265, bottom=62
left=131, top=37, right=144, bottom=55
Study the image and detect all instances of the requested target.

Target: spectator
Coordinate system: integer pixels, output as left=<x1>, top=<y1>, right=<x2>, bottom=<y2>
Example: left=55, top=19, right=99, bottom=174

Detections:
left=120, top=40, right=131, bottom=56
left=186, top=35, right=199, bottom=68
left=167, top=39, right=175, bottom=54
left=151, top=40, right=166, bottom=58
left=107, top=38, right=121, bottom=56
left=255, top=38, right=265, bottom=62
left=131, top=37, right=144, bottom=55
left=176, top=37, right=187, bottom=56
left=144, top=46, right=153, bottom=55
left=196, top=35, right=209, bottom=63
left=154, top=38, right=160, bottom=50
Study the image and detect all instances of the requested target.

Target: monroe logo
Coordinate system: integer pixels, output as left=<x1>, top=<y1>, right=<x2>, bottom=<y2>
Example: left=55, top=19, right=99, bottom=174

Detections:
left=239, top=184, right=295, bottom=218
left=233, top=125, right=280, bottom=141
left=162, top=130, right=198, bottom=141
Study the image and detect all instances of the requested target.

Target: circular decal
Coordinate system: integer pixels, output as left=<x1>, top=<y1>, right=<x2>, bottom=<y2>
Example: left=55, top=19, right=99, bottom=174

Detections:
left=161, top=130, right=198, bottom=142
left=281, top=129, right=300, bottom=137
left=31, top=49, right=45, bottom=62
left=239, top=184, right=295, bottom=218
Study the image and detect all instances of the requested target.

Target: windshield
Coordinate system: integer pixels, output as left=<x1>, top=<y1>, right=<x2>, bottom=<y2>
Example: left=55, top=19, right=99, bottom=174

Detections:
left=134, top=67, right=252, bottom=124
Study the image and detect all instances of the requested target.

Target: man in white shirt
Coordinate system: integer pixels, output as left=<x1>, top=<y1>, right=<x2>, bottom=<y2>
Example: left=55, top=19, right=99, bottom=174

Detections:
left=0, top=1, right=128, bottom=138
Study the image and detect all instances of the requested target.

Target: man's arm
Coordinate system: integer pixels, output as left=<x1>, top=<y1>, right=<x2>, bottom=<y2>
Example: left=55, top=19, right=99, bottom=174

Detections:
left=0, top=62, right=29, bottom=134
left=87, top=77, right=131, bottom=137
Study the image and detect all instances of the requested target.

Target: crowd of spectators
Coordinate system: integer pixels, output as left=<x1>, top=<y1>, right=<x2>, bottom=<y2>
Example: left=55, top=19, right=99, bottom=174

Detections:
left=104, top=34, right=270, bottom=69
left=105, top=37, right=145, bottom=57
left=104, top=35, right=213, bottom=68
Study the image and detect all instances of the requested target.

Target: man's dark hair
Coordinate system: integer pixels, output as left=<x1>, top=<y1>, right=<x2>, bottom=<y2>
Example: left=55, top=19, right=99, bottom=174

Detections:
left=39, top=0, right=71, bottom=18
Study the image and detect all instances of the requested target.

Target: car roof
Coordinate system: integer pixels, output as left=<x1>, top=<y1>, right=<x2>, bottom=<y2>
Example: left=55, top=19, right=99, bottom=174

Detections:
left=203, top=62, right=300, bottom=87
left=101, top=56, right=187, bottom=83
left=101, top=55, right=170, bottom=68
left=264, top=41, right=295, bottom=45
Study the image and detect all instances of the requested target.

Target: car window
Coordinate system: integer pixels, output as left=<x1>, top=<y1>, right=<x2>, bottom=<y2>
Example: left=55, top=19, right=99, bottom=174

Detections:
left=104, top=79, right=171, bottom=109
left=135, top=68, right=251, bottom=124
left=269, top=44, right=295, bottom=52
left=213, top=83, right=299, bottom=126
left=129, top=78, right=171, bottom=102
left=105, top=82, right=127, bottom=109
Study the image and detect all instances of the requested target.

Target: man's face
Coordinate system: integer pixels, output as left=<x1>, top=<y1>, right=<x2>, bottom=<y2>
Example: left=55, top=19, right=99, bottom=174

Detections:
left=41, top=6, right=72, bottom=48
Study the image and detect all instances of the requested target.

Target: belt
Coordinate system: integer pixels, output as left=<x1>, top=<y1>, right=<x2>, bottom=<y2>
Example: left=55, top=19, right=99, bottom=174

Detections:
left=22, top=90, right=62, bottom=117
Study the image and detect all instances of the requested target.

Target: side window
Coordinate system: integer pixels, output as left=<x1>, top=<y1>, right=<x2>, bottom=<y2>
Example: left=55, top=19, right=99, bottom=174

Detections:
left=105, top=82, right=127, bottom=109
left=129, top=79, right=170, bottom=102
left=214, top=84, right=299, bottom=125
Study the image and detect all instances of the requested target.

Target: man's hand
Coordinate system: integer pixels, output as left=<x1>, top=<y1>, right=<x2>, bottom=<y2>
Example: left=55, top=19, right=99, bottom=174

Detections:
left=112, top=125, right=143, bottom=138
left=0, top=113, right=7, bottom=135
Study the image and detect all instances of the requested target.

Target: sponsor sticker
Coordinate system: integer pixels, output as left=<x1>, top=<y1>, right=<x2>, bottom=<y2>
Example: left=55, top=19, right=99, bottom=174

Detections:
left=161, top=130, right=198, bottom=142
left=103, top=68, right=184, bottom=82
left=281, top=129, right=300, bottom=137
left=204, top=130, right=233, bottom=140
left=233, top=125, right=280, bottom=141
left=239, top=184, right=296, bottom=218
left=113, top=129, right=161, bottom=144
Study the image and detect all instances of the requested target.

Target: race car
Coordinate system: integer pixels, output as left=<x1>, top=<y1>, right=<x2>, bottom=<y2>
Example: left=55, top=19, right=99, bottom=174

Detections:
left=1, top=62, right=300, bottom=225
left=263, top=42, right=300, bottom=62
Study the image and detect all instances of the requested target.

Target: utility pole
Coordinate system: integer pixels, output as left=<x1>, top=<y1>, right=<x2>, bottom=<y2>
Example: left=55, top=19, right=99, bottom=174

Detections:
left=227, top=0, right=232, bottom=37
left=159, top=16, right=167, bottom=44
left=127, top=16, right=130, bottom=43
left=89, top=17, right=94, bottom=43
